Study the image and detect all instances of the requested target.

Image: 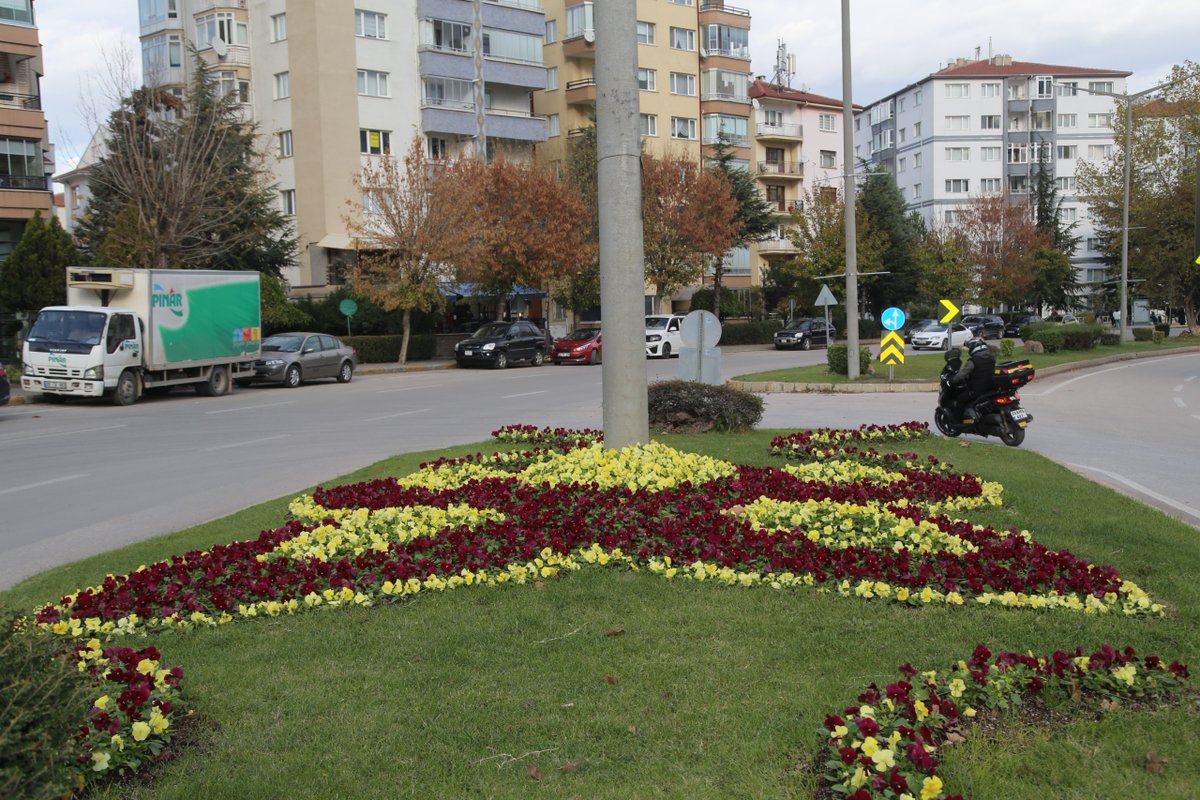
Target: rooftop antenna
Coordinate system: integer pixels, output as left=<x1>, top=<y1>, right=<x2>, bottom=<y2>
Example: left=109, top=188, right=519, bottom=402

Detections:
left=772, top=40, right=795, bottom=89
left=988, top=36, right=993, bottom=59
left=975, top=45, right=981, bottom=61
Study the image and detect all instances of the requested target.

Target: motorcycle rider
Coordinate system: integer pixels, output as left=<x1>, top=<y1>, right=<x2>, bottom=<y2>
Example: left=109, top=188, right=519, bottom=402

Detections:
left=948, top=327, right=996, bottom=421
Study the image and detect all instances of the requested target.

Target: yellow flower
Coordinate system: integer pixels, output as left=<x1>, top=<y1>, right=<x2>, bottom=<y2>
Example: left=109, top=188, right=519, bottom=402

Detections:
left=1112, top=664, right=1137, bottom=685
left=921, top=775, right=944, bottom=800
left=91, top=750, right=111, bottom=771
left=131, top=721, right=151, bottom=741
left=149, top=709, right=169, bottom=734
left=94, top=694, right=110, bottom=710
left=860, top=736, right=878, bottom=756
left=871, top=747, right=895, bottom=772
left=110, top=734, right=125, bottom=752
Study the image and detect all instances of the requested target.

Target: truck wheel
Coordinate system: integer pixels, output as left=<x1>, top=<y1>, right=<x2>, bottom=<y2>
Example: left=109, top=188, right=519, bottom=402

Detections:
left=112, top=370, right=138, bottom=406
left=284, top=364, right=302, bottom=388
left=197, top=365, right=230, bottom=396
left=336, top=361, right=354, bottom=383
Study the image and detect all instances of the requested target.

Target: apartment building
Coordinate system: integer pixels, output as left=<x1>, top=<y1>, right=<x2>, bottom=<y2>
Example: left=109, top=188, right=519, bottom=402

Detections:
left=748, top=79, right=854, bottom=290
left=135, top=0, right=548, bottom=291
left=533, top=0, right=753, bottom=313
left=0, top=0, right=53, bottom=260
left=853, top=55, right=1130, bottom=296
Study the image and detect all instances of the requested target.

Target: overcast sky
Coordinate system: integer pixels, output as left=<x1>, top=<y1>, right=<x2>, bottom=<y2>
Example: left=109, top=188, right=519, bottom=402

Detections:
left=35, top=0, right=1200, bottom=173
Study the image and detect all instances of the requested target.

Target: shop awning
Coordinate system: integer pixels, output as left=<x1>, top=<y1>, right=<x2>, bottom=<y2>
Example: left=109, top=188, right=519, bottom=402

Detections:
left=315, top=233, right=357, bottom=250
left=441, top=282, right=547, bottom=299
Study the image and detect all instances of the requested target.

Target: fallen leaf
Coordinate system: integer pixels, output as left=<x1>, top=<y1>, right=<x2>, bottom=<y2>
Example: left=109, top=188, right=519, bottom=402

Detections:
left=943, top=731, right=966, bottom=746
left=560, top=759, right=582, bottom=773
left=1146, top=752, right=1167, bottom=773
left=534, top=581, right=546, bottom=591
left=628, top=724, right=638, bottom=733
left=1099, top=698, right=1121, bottom=712
left=661, top=691, right=673, bottom=700
left=605, top=628, right=625, bottom=637
left=526, top=764, right=542, bottom=781
left=604, top=674, right=618, bottom=684
left=1069, top=679, right=1082, bottom=703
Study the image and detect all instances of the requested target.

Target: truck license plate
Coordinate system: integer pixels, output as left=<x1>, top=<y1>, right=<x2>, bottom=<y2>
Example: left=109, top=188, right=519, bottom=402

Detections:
left=45, top=380, right=68, bottom=390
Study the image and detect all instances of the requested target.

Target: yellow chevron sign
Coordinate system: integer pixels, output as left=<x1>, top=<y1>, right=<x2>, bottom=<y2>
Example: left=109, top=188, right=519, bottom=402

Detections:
left=879, top=331, right=905, bottom=365
left=939, top=299, right=960, bottom=324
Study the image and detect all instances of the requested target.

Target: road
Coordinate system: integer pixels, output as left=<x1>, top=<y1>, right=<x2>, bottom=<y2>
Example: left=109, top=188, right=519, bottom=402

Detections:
left=2, top=346, right=1196, bottom=589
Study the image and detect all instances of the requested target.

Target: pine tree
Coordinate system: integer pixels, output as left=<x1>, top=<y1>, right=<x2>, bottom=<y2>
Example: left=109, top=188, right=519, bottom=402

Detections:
left=0, top=212, right=79, bottom=314
left=708, top=134, right=775, bottom=319
left=860, top=165, right=923, bottom=317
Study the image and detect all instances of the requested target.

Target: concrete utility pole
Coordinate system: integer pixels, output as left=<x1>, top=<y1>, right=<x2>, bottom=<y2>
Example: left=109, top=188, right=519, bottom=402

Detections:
left=595, top=0, right=649, bottom=447
left=840, top=0, right=860, bottom=378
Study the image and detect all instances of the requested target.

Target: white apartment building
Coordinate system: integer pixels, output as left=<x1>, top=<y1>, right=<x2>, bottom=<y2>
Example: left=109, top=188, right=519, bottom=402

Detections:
left=853, top=55, right=1130, bottom=296
left=134, top=0, right=547, bottom=292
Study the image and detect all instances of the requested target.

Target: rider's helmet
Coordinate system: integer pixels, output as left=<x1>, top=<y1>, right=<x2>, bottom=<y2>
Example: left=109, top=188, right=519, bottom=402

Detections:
left=943, top=349, right=960, bottom=363
left=967, top=337, right=990, bottom=357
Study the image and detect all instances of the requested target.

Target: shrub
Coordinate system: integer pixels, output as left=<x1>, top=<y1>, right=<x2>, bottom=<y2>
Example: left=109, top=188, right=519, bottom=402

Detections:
left=718, top=320, right=783, bottom=345
left=856, top=318, right=883, bottom=339
left=1022, top=324, right=1064, bottom=353
left=1155, top=323, right=1171, bottom=335
left=1131, top=327, right=1154, bottom=342
left=1062, top=323, right=1102, bottom=350
left=1153, top=330, right=1165, bottom=344
left=999, top=338, right=1015, bottom=359
left=343, top=334, right=435, bottom=362
left=646, top=379, right=763, bottom=432
left=0, top=616, right=92, bottom=800
left=827, top=344, right=873, bottom=376
left=1100, top=332, right=1121, bottom=346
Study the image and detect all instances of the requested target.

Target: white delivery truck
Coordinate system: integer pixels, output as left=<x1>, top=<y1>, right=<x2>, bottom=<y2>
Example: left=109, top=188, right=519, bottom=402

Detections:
left=21, top=267, right=261, bottom=405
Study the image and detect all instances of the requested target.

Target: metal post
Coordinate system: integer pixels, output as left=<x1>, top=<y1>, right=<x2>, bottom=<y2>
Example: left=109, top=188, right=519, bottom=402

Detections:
left=840, top=0, right=860, bottom=378
left=1119, top=97, right=1133, bottom=341
left=595, top=0, right=649, bottom=447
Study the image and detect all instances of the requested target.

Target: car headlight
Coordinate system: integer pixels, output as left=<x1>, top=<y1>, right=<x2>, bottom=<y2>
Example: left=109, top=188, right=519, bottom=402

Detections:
left=482, top=342, right=495, bottom=351
left=83, top=366, right=104, bottom=380
left=647, top=334, right=661, bottom=342
left=263, top=358, right=285, bottom=366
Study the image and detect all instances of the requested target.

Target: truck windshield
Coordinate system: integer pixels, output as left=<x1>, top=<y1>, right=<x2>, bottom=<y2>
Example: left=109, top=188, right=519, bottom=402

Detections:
left=26, top=310, right=108, bottom=353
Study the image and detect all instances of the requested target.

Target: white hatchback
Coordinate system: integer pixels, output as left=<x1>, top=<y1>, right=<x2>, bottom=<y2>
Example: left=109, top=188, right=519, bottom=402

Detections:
left=645, top=314, right=686, bottom=358
left=909, top=322, right=972, bottom=351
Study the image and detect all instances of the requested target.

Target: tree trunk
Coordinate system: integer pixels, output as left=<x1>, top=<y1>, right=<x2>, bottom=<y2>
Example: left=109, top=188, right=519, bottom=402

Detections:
left=398, top=307, right=411, bottom=364
left=712, top=261, right=723, bottom=320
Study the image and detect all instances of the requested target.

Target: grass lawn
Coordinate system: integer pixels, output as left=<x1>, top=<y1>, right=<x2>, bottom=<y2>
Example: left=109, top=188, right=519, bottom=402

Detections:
left=3, top=432, right=1198, bottom=799
left=735, top=339, right=1197, bottom=384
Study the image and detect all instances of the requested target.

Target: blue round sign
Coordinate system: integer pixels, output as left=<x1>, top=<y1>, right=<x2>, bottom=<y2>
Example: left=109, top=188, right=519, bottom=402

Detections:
left=881, top=307, right=906, bottom=332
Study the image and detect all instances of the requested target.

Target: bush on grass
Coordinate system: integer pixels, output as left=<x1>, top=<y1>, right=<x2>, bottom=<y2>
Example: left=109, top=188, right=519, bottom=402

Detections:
left=999, top=339, right=1016, bottom=359
left=718, top=320, right=783, bottom=345
left=1023, top=324, right=1064, bottom=353
left=344, top=334, right=435, bottom=363
left=1100, top=332, right=1121, bottom=346
left=1062, top=323, right=1102, bottom=350
left=647, top=379, right=763, bottom=432
left=1155, top=322, right=1171, bottom=335
left=1131, top=327, right=1154, bottom=342
left=826, top=344, right=873, bottom=376
left=1153, top=330, right=1166, bottom=344
left=0, top=616, right=92, bottom=800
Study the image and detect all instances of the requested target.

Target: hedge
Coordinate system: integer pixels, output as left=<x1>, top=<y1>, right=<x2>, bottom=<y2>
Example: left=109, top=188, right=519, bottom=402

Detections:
left=826, top=344, right=873, bottom=376
left=343, top=334, right=435, bottom=363
left=1131, top=327, right=1155, bottom=342
left=1061, top=323, right=1102, bottom=350
left=718, top=320, right=783, bottom=345
left=1022, top=324, right=1065, bottom=353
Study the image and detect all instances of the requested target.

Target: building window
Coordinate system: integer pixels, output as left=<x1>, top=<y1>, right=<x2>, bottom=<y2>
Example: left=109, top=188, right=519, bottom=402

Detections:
left=545, top=19, right=556, bottom=44
left=945, top=179, right=969, bottom=193
left=1057, top=113, right=1077, bottom=128
left=944, top=147, right=969, bottom=161
left=357, top=70, right=389, bottom=97
left=1087, top=237, right=1101, bottom=251
left=548, top=113, right=560, bottom=137
left=196, top=12, right=247, bottom=49
left=1036, top=76, right=1053, bottom=98
left=637, top=68, right=656, bottom=91
left=356, top=10, right=387, bottom=39
left=142, top=32, right=183, bottom=77
left=271, top=13, right=286, bottom=42
left=818, top=113, right=836, bottom=132
left=670, top=0, right=694, bottom=4
left=944, top=210, right=959, bottom=223
left=945, top=115, right=969, bottom=130
left=1088, top=81, right=1114, bottom=94
left=670, top=27, right=695, bottom=51
left=670, top=72, right=695, bottom=95
left=980, top=177, right=1002, bottom=194
left=981, top=82, right=1001, bottom=97
left=1089, top=113, right=1114, bottom=128
left=1009, top=175, right=1028, bottom=193
left=1088, top=144, right=1113, bottom=160
left=281, top=189, right=295, bottom=215
left=0, top=136, right=42, bottom=189
left=912, top=183, right=921, bottom=199
left=1059, top=206, right=1077, bottom=222
left=274, top=72, right=290, bottom=99
left=1057, top=82, right=1078, bottom=96
left=1008, top=143, right=1027, bottom=163
left=636, top=21, right=655, bottom=45
left=703, top=113, right=748, bottom=145
left=360, top=129, right=391, bottom=155
left=1007, top=81, right=1027, bottom=100
left=277, top=130, right=292, bottom=158
left=898, top=97, right=905, bottom=112
left=1009, top=114, right=1026, bottom=132
left=428, top=137, right=447, bottom=160
left=704, top=23, right=749, bottom=59
left=897, top=128, right=906, bottom=143
left=912, top=121, right=921, bottom=137
left=546, top=66, right=558, bottom=90
left=820, top=150, right=836, bottom=169
left=913, top=90, right=922, bottom=106
left=423, top=77, right=473, bottom=109
left=981, top=146, right=1001, bottom=161
left=944, top=83, right=969, bottom=98
left=423, top=20, right=471, bottom=53
left=671, top=116, right=697, bottom=139
left=897, top=156, right=906, bottom=173
left=640, top=114, right=657, bottom=136
left=1057, top=144, right=1077, bottom=160
left=481, top=28, right=543, bottom=64
left=1031, top=111, right=1052, bottom=130
left=913, top=152, right=922, bottom=168
left=980, top=114, right=1000, bottom=129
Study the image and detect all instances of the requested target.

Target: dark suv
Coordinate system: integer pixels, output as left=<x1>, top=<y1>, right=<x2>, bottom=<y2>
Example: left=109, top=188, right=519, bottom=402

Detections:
left=1003, top=315, right=1043, bottom=338
left=455, top=321, right=547, bottom=369
left=773, top=318, right=836, bottom=350
left=961, top=314, right=1004, bottom=340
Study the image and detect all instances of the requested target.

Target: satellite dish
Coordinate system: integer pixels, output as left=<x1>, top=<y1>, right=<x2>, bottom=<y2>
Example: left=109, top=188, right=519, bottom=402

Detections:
left=582, top=30, right=595, bottom=44
left=699, top=47, right=708, bottom=59
left=211, top=37, right=228, bottom=58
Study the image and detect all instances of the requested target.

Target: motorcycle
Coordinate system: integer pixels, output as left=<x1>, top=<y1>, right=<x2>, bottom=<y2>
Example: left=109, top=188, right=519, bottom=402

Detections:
left=934, top=359, right=1035, bottom=447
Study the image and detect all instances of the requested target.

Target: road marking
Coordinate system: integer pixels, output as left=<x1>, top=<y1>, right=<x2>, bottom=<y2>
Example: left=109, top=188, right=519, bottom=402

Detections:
left=1174, top=397, right=1187, bottom=408
left=1186, top=375, right=1198, bottom=382
left=503, top=390, right=548, bottom=399
left=201, top=434, right=289, bottom=452
left=1067, top=463, right=1200, bottom=523
left=366, top=408, right=430, bottom=422
left=205, top=401, right=296, bottom=415
left=0, top=424, right=128, bottom=445
left=376, top=383, right=443, bottom=394
left=0, top=473, right=89, bottom=497
left=1174, top=385, right=1184, bottom=392
left=1029, top=354, right=1200, bottom=396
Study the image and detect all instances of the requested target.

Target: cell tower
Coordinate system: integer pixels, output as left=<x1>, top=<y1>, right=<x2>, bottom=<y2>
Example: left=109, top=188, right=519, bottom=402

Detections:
left=771, top=40, right=795, bottom=89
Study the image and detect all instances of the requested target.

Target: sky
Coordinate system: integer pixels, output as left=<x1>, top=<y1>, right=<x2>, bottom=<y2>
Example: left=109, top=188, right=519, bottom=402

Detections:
left=34, top=0, right=1200, bottom=175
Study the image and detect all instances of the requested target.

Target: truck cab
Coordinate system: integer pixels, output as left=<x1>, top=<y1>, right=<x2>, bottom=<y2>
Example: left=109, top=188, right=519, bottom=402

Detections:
left=22, top=306, right=144, bottom=402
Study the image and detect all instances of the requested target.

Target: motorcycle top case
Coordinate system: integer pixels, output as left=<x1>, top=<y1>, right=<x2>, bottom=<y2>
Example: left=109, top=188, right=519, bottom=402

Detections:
left=994, top=359, right=1035, bottom=389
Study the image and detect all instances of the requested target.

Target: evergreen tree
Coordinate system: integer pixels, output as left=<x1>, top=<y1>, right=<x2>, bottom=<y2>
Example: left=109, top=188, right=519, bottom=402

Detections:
left=0, top=212, right=79, bottom=314
left=859, top=165, right=923, bottom=317
left=707, top=134, right=776, bottom=318
left=555, top=124, right=601, bottom=314
left=1030, top=142, right=1080, bottom=309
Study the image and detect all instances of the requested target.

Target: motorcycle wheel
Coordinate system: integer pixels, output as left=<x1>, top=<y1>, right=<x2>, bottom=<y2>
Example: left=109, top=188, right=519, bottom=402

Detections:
left=999, top=418, right=1026, bottom=447
left=934, top=407, right=961, bottom=437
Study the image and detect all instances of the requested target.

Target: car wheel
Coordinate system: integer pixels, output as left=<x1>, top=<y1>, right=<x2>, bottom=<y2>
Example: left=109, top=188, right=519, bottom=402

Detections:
left=531, top=350, right=544, bottom=367
left=112, top=370, right=138, bottom=406
left=661, top=342, right=672, bottom=358
left=494, top=351, right=508, bottom=370
left=284, top=364, right=302, bottom=388
left=800, top=336, right=812, bottom=351
left=942, top=337, right=950, bottom=351
left=588, top=350, right=599, bottom=365
left=336, top=360, right=354, bottom=383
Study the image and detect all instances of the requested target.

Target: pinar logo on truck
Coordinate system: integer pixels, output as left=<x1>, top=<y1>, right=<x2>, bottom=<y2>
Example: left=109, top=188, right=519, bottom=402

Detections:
left=152, top=283, right=185, bottom=317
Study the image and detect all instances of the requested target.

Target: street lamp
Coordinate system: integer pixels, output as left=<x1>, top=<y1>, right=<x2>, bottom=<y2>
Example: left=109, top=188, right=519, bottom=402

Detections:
left=1062, top=78, right=1177, bottom=340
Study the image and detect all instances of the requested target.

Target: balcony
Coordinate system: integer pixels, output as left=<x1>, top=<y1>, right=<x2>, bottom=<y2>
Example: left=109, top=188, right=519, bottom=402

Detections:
left=0, top=174, right=47, bottom=190
left=562, top=33, right=596, bottom=61
left=757, top=238, right=799, bottom=255
left=756, top=122, right=802, bottom=141
left=0, top=91, right=39, bottom=111
left=565, top=77, right=596, bottom=106
left=700, top=2, right=750, bottom=15
left=767, top=199, right=804, bottom=214
left=755, top=160, right=802, bottom=179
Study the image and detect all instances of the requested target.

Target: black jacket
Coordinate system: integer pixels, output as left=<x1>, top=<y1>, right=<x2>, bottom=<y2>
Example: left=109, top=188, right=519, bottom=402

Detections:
left=951, top=346, right=996, bottom=397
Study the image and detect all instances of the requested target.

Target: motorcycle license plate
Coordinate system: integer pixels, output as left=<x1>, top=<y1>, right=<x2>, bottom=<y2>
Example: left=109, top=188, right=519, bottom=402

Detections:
left=1010, top=408, right=1029, bottom=421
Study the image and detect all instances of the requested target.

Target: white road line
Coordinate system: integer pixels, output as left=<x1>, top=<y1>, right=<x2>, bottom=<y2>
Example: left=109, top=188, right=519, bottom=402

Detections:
left=0, top=424, right=128, bottom=445
left=1067, top=463, right=1200, bottom=523
left=1187, top=375, right=1198, bottom=382
left=503, top=390, right=549, bottom=399
left=376, top=384, right=443, bottom=394
left=366, top=408, right=430, bottom=422
left=200, top=434, right=289, bottom=452
left=205, top=401, right=296, bottom=415
left=1029, top=353, right=1200, bottom=396
left=1174, top=385, right=1184, bottom=392
left=1174, top=397, right=1187, bottom=408
left=0, top=473, right=89, bottom=497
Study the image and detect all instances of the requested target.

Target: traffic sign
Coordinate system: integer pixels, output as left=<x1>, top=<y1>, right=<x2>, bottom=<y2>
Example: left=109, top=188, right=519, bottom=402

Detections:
left=881, top=306, right=905, bottom=332
left=939, top=299, right=960, bottom=324
left=879, top=331, right=905, bottom=365
left=815, top=284, right=838, bottom=306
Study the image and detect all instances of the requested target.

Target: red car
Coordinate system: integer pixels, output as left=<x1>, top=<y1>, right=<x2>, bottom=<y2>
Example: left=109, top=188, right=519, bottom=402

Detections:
left=551, top=328, right=602, bottom=365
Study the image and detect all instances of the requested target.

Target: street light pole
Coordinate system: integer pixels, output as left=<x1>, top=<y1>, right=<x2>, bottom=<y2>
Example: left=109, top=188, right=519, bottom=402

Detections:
left=840, top=0, right=859, bottom=378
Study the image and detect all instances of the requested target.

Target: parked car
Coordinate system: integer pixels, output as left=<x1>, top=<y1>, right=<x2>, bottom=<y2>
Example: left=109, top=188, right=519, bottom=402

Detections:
left=903, top=319, right=938, bottom=339
left=0, top=363, right=9, bottom=406
left=552, top=328, right=602, bottom=365
left=910, top=322, right=972, bottom=351
left=773, top=318, right=836, bottom=350
left=645, top=314, right=686, bottom=358
left=455, top=320, right=547, bottom=369
left=243, top=332, right=358, bottom=388
left=1003, top=315, right=1043, bottom=338
left=1060, top=314, right=1079, bottom=325
left=961, top=314, right=1005, bottom=340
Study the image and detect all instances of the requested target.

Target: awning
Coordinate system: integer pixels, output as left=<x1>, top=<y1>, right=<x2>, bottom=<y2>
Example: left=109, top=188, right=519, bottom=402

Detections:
left=440, top=282, right=547, bottom=299
left=315, top=233, right=357, bottom=250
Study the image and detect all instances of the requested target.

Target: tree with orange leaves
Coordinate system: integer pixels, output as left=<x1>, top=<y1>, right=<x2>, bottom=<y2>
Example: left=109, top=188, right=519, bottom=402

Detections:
left=952, top=194, right=1050, bottom=308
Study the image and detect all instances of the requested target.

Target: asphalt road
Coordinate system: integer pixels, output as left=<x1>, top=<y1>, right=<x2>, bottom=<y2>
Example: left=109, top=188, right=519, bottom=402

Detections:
left=2, top=346, right=1196, bottom=589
